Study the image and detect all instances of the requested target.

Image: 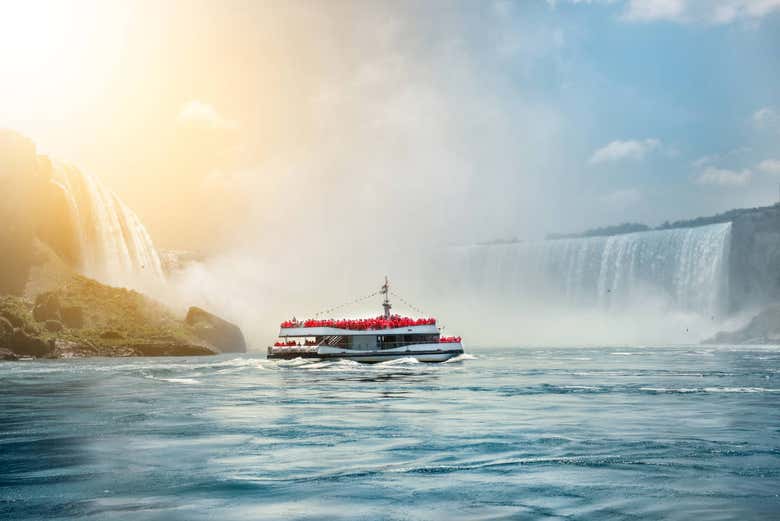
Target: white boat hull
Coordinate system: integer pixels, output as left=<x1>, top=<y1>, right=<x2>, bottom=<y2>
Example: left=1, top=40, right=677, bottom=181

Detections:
left=268, top=343, right=463, bottom=363
left=317, top=342, right=463, bottom=363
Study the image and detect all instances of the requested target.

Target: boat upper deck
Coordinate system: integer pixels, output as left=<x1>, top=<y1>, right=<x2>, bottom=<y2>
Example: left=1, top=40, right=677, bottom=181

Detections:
left=279, top=324, right=439, bottom=338
left=279, top=315, right=438, bottom=337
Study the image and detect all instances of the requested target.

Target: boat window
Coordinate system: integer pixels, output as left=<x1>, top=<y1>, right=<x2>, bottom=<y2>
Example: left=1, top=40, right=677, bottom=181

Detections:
left=319, top=335, right=347, bottom=348
left=376, top=334, right=439, bottom=349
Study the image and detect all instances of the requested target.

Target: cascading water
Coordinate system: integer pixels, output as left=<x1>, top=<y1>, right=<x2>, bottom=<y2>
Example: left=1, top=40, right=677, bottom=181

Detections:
left=443, top=222, right=732, bottom=317
left=50, top=161, right=164, bottom=287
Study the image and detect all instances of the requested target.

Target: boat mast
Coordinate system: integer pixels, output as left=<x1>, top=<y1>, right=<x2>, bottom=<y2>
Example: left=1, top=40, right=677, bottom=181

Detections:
left=381, top=276, right=392, bottom=318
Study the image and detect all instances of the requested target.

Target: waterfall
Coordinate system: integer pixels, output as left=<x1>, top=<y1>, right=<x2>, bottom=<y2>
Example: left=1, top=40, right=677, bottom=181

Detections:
left=443, top=222, right=732, bottom=317
left=50, top=161, right=164, bottom=287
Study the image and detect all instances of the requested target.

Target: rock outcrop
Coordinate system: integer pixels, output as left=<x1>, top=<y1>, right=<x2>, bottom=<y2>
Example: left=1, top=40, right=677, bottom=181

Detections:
left=0, top=309, right=24, bottom=328
left=0, top=272, right=219, bottom=359
left=0, top=317, right=13, bottom=338
left=728, top=206, right=780, bottom=313
left=0, top=348, right=19, bottom=361
left=0, top=131, right=240, bottom=359
left=61, top=306, right=83, bottom=329
left=45, top=320, right=64, bottom=333
left=704, top=304, right=780, bottom=344
left=185, top=306, right=247, bottom=353
left=33, top=293, right=61, bottom=322
left=7, top=328, right=53, bottom=357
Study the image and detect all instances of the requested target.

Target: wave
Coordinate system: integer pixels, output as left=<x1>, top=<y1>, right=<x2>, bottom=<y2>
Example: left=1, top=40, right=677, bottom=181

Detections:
left=145, top=376, right=201, bottom=384
left=443, top=353, right=477, bottom=363
left=640, top=386, right=780, bottom=394
left=275, top=357, right=314, bottom=367
left=273, top=358, right=363, bottom=371
left=376, top=357, right=421, bottom=366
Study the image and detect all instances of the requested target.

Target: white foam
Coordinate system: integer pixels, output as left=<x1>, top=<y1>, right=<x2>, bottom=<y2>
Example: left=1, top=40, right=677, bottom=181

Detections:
left=377, top=357, right=421, bottom=366
left=640, top=386, right=780, bottom=393
left=704, top=387, right=780, bottom=393
left=156, top=377, right=201, bottom=384
left=443, top=353, right=477, bottom=363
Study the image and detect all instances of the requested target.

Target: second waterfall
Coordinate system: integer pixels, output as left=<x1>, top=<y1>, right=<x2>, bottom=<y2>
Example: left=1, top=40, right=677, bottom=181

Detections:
left=439, top=222, right=732, bottom=317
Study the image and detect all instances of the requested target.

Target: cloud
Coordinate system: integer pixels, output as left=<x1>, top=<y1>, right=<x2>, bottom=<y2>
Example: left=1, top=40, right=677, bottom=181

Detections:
left=601, top=188, right=642, bottom=206
left=622, top=0, right=780, bottom=23
left=178, top=100, right=237, bottom=131
left=695, top=166, right=752, bottom=186
left=758, top=159, right=780, bottom=175
left=588, top=138, right=661, bottom=165
left=623, top=0, right=684, bottom=21
left=692, top=155, right=715, bottom=169
left=753, top=106, right=778, bottom=126
left=692, top=146, right=751, bottom=168
left=546, top=0, right=618, bottom=7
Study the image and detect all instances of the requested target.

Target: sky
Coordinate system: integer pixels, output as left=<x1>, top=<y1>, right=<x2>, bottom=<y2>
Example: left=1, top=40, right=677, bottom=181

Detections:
left=1, top=0, right=779, bottom=252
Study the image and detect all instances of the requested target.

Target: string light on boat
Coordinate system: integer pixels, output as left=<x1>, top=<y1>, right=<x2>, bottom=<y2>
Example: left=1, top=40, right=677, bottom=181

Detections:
left=389, top=290, right=429, bottom=317
left=311, top=290, right=381, bottom=318
left=280, top=281, right=441, bottom=331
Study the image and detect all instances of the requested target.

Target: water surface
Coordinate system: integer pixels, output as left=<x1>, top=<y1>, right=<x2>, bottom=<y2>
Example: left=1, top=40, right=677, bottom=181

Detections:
left=1, top=346, right=779, bottom=520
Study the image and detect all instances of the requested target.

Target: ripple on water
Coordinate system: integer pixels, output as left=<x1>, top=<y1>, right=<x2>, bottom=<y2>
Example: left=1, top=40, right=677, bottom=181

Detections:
left=1, top=347, right=779, bottom=521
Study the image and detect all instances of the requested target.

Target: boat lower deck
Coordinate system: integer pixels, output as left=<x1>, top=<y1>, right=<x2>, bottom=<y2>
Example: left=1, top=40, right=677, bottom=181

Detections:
left=267, top=344, right=463, bottom=363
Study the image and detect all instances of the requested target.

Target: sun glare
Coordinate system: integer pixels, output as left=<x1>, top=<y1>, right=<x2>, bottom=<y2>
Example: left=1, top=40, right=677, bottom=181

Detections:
left=0, top=1, right=131, bottom=118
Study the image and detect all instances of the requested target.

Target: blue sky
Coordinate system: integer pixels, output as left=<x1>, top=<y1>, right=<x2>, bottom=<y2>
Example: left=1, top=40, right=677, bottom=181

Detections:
left=483, top=0, right=780, bottom=234
left=2, top=0, right=779, bottom=245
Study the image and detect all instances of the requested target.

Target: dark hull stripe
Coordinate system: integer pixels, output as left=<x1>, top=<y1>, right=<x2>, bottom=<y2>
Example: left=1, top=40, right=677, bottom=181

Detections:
left=267, top=349, right=463, bottom=361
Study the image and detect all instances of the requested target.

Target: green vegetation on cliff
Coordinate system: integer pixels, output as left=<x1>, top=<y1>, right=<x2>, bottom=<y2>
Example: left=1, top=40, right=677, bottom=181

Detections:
left=0, top=276, right=216, bottom=358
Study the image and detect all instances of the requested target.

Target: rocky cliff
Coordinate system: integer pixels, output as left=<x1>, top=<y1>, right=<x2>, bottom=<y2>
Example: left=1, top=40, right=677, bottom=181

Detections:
left=0, top=242, right=219, bottom=359
left=544, top=203, right=780, bottom=315
left=186, top=307, right=247, bottom=353
left=0, top=129, right=165, bottom=294
left=728, top=205, right=780, bottom=313
left=0, top=130, right=247, bottom=358
left=0, top=132, right=51, bottom=294
left=704, top=304, right=780, bottom=345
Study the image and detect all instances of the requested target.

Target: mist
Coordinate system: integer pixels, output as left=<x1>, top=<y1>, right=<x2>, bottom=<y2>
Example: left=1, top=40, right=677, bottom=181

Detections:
left=139, top=2, right=568, bottom=346
left=5, top=1, right=775, bottom=349
left=135, top=1, right=758, bottom=349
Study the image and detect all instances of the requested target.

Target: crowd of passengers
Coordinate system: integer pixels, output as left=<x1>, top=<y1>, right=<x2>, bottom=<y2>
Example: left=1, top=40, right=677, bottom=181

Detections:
left=438, top=336, right=462, bottom=343
left=273, top=340, right=318, bottom=347
left=280, top=315, right=436, bottom=330
left=273, top=336, right=462, bottom=348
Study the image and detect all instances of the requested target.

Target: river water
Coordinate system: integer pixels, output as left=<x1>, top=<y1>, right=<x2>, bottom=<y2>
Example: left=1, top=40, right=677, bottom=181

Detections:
left=1, top=346, right=779, bottom=520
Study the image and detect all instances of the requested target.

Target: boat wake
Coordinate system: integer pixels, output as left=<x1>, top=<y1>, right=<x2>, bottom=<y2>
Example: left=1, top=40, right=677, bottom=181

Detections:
left=444, top=353, right=477, bottom=363
left=376, top=356, right=421, bottom=366
left=144, top=375, right=202, bottom=385
left=265, top=353, right=475, bottom=371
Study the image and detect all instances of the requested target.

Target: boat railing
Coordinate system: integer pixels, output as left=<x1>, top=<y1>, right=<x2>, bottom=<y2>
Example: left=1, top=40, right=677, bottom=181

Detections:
left=280, top=316, right=437, bottom=331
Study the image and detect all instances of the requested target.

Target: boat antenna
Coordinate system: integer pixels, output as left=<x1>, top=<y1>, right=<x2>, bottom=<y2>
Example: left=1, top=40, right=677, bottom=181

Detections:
left=381, top=276, right=392, bottom=318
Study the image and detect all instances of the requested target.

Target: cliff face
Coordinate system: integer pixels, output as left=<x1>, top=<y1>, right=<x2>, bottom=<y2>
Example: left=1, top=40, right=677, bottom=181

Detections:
left=704, top=303, right=780, bottom=344
left=0, top=269, right=218, bottom=359
left=0, top=131, right=82, bottom=294
left=186, top=307, right=247, bottom=353
left=728, top=205, right=780, bottom=312
left=0, top=131, right=247, bottom=357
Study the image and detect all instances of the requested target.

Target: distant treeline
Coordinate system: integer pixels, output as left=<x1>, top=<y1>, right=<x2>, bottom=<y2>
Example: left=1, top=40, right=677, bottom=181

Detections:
left=547, top=222, right=649, bottom=240
left=544, top=204, right=779, bottom=241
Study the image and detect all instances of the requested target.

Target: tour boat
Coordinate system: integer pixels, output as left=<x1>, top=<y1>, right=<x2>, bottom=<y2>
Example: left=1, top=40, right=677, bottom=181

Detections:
left=267, top=279, right=464, bottom=363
